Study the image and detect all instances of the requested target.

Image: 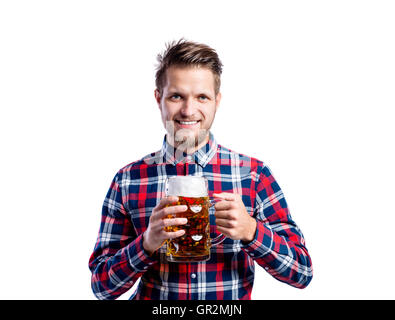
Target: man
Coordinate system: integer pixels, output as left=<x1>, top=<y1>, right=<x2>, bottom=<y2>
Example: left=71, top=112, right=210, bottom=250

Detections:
left=89, top=39, right=313, bottom=300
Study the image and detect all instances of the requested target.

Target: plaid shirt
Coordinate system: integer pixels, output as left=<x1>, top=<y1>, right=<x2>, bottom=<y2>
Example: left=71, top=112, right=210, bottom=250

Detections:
left=89, top=133, right=313, bottom=300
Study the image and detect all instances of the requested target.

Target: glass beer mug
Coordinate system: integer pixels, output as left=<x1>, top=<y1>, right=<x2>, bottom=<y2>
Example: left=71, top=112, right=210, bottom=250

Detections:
left=164, top=175, right=226, bottom=262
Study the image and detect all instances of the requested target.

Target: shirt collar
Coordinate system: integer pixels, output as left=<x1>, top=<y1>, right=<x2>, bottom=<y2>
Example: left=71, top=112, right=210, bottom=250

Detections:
left=160, top=132, right=218, bottom=167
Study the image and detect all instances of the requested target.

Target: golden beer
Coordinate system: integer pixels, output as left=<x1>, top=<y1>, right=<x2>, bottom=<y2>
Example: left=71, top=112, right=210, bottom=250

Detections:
left=165, top=176, right=213, bottom=262
left=165, top=195, right=211, bottom=262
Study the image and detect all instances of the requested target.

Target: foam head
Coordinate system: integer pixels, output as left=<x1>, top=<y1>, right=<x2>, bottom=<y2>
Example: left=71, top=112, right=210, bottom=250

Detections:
left=166, top=176, right=208, bottom=198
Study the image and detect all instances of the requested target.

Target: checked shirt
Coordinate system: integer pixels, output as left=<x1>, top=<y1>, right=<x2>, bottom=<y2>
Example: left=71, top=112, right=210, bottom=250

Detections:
left=88, top=133, right=313, bottom=300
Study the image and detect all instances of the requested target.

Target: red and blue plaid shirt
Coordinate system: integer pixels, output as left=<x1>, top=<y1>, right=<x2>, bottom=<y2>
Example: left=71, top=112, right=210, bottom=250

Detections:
left=89, top=133, right=313, bottom=300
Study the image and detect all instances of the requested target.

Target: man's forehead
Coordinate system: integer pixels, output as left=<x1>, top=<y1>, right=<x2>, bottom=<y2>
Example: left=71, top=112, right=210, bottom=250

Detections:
left=164, top=66, right=216, bottom=92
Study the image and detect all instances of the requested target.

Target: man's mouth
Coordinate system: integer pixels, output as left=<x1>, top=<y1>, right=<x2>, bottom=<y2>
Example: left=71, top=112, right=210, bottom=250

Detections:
left=175, top=120, right=200, bottom=127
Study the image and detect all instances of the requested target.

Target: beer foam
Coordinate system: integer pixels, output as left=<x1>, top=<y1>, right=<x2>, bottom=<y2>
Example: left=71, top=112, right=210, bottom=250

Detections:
left=167, top=176, right=207, bottom=198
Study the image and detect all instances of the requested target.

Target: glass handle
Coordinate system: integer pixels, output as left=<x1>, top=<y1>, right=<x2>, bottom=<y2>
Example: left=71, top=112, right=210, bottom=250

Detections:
left=209, top=198, right=227, bottom=246
left=211, top=233, right=226, bottom=246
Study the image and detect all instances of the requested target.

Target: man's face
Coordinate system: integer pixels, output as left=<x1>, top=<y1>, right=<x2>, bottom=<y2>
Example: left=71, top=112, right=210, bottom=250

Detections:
left=155, top=66, right=221, bottom=151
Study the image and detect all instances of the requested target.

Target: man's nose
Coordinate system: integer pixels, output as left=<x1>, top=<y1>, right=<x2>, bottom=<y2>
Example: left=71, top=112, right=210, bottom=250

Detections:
left=180, top=97, right=196, bottom=117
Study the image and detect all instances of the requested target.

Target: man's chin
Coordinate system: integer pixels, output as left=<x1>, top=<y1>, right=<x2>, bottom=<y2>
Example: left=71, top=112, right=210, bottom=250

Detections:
left=172, top=128, right=209, bottom=150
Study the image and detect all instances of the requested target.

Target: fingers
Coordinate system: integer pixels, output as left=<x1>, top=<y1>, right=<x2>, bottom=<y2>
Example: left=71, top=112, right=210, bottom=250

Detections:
left=213, top=193, right=243, bottom=240
left=155, top=196, right=179, bottom=211
left=214, top=209, right=235, bottom=220
left=144, top=197, right=188, bottom=254
left=161, top=217, right=187, bottom=240
left=152, top=199, right=187, bottom=221
left=166, top=229, right=186, bottom=239
left=158, top=204, right=188, bottom=219
left=151, top=198, right=189, bottom=237
left=216, top=225, right=231, bottom=238
left=162, top=217, right=188, bottom=228
left=213, top=192, right=240, bottom=211
left=213, top=192, right=237, bottom=201
left=214, top=200, right=233, bottom=211
left=154, top=196, right=178, bottom=211
left=143, top=223, right=185, bottom=254
left=215, top=218, right=236, bottom=229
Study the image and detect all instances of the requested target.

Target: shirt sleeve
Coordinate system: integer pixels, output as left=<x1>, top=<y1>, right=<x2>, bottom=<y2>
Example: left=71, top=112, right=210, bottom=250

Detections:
left=88, top=172, right=157, bottom=300
left=241, top=165, right=313, bottom=289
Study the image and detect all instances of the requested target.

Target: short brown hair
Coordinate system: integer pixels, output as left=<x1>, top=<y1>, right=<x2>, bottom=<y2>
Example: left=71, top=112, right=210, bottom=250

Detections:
left=155, top=38, right=223, bottom=96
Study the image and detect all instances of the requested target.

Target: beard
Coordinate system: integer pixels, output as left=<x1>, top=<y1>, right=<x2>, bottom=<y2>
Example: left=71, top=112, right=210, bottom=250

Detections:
left=165, top=120, right=210, bottom=156
left=175, top=128, right=208, bottom=148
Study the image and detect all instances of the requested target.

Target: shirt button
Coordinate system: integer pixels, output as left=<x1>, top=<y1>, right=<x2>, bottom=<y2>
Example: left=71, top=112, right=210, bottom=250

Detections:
left=265, top=266, right=270, bottom=270
left=191, top=273, right=197, bottom=279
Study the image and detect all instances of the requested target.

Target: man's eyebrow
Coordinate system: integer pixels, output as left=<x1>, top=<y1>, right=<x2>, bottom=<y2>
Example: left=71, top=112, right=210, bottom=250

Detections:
left=166, top=88, right=214, bottom=97
left=166, top=88, right=183, bottom=95
left=167, top=89, right=181, bottom=93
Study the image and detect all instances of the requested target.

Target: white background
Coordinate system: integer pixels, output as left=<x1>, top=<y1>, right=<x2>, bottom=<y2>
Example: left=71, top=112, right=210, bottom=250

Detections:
left=1, top=0, right=394, bottom=299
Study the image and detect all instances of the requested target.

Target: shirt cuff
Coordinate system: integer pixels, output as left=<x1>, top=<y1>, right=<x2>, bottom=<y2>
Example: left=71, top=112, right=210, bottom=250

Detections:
left=241, top=221, right=274, bottom=259
left=126, top=233, right=158, bottom=272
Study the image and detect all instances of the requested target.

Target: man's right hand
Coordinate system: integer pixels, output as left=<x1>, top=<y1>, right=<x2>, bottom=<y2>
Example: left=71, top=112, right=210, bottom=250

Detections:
left=142, top=196, right=188, bottom=255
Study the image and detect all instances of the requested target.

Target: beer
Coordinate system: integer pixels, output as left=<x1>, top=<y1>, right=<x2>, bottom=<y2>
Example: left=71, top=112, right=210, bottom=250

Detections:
left=165, top=176, right=212, bottom=262
left=165, top=195, right=211, bottom=262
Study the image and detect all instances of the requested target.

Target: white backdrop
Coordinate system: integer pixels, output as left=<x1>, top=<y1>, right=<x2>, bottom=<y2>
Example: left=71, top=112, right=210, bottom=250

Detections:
left=1, top=0, right=394, bottom=299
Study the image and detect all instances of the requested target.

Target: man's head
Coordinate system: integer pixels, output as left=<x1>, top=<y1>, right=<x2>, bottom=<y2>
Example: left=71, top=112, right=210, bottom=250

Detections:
left=154, top=39, right=223, bottom=152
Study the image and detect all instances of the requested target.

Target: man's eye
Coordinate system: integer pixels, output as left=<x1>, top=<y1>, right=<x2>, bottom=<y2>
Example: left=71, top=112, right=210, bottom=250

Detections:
left=171, top=94, right=181, bottom=100
left=198, top=95, right=208, bottom=101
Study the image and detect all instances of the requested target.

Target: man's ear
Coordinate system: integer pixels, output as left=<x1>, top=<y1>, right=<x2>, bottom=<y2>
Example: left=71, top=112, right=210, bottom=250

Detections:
left=215, top=92, right=222, bottom=111
left=154, top=89, right=161, bottom=109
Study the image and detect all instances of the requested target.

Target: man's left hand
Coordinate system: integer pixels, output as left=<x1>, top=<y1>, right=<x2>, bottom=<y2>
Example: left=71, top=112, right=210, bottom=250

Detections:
left=213, top=192, right=257, bottom=243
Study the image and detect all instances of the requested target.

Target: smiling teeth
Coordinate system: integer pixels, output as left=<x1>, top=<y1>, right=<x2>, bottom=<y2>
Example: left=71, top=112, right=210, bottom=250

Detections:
left=179, top=121, right=198, bottom=125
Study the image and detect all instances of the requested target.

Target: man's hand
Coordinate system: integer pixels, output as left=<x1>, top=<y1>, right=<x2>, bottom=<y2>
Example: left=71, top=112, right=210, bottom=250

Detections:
left=213, top=192, right=257, bottom=243
left=143, top=196, right=188, bottom=255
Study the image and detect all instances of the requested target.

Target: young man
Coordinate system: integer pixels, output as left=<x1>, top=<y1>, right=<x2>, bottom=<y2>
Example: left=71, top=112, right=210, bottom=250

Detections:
left=89, top=39, right=313, bottom=300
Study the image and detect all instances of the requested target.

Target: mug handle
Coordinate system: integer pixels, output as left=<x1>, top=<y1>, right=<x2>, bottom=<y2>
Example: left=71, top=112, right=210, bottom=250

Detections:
left=209, top=198, right=227, bottom=246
